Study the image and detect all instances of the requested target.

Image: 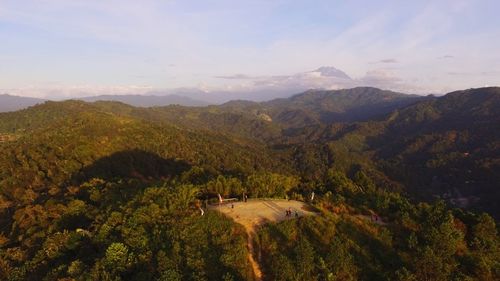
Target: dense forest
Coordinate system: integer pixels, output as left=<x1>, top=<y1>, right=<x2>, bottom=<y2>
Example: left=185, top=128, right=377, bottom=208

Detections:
left=0, top=87, right=498, bottom=280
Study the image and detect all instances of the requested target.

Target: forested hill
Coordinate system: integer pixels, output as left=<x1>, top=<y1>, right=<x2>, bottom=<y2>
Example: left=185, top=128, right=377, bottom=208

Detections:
left=75, top=87, right=423, bottom=142
left=373, top=87, right=500, bottom=214
left=69, top=86, right=499, bottom=217
left=1, top=88, right=498, bottom=210
left=0, top=99, right=295, bottom=280
left=262, top=87, right=425, bottom=123
left=217, top=87, right=425, bottom=127
left=264, top=87, right=500, bottom=216
left=0, top=87, right=498, bottom=280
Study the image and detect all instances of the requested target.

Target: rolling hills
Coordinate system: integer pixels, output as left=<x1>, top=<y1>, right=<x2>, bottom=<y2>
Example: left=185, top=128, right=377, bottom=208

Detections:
left=0, top=87, right=498, bottom=280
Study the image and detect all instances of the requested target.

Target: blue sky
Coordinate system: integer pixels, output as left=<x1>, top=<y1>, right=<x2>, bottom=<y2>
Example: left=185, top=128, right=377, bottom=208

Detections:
left=1, top=0, right=499, bottom=99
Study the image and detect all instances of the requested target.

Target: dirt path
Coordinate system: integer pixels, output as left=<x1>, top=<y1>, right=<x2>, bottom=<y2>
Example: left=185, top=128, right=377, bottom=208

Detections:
left=210, top=200, right=317, bottom=280
left=246, top=229, right=262, bottom=280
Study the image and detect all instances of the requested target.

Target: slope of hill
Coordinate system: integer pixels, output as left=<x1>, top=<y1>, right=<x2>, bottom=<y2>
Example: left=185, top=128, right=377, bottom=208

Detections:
left=264, top=87, right=425, bottom=123
left=0, top=101, right=289, bottom=180
left=0, top=94, right=46, bottom=112
left=82, top=101, right=283, bottom=142
left=209, top=87, right=426, bottom=131
left=278, top=87, right=500, bottom=215
left=374, top=87, right=500, bottom=212
left=0, top=100, right=295, bottom=280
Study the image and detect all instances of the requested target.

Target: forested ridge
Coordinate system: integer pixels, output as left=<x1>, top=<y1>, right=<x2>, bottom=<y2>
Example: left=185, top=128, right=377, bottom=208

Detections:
left=0, top=87, right=498, bottom=280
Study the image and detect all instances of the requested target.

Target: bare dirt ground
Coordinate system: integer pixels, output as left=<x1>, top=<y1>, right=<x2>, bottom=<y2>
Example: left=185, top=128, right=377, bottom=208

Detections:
left=210, top=199, right=317, bottom=281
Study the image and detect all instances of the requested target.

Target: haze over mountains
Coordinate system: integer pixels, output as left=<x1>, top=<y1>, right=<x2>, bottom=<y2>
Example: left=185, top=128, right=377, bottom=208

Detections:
left=0, top=66, right=429, bottom=111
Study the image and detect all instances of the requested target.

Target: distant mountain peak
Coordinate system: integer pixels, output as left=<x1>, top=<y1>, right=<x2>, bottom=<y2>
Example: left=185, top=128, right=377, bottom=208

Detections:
left=309, top=66, right=352, bottom=80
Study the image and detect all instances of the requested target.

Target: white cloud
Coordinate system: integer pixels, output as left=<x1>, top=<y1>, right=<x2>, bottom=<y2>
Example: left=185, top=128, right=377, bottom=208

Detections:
left=208, top=66, right=425, bottom=101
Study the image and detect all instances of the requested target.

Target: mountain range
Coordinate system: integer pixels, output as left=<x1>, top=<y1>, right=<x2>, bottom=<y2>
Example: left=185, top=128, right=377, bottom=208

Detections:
left=1, top=86, right=497, bottom=214
left=0, top=66, right=424, bottom=109
left=0, top=86, right=498, bottom=280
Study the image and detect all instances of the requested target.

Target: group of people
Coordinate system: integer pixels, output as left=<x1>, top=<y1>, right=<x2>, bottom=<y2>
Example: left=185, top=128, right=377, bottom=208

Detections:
left=285, top=208, right=299, bottom=218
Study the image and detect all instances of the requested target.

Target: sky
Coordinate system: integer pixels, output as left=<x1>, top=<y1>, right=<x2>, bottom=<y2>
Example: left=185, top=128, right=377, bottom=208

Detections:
left=1, top=0, right=499, bottom=100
